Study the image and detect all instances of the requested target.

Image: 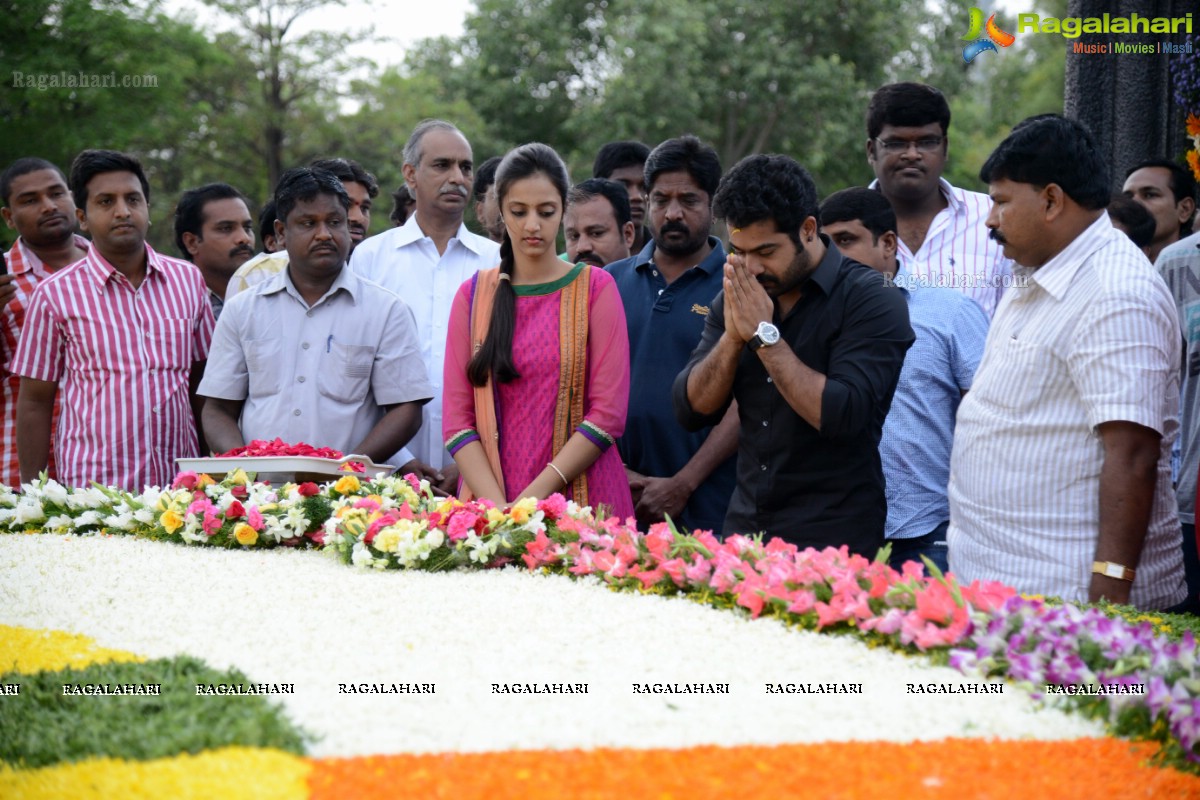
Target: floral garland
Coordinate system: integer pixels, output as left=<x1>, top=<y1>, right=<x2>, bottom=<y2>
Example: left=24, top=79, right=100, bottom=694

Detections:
left=1, top=471, right=1198, bottom=771
left=1169, top=33, right=1200, bottom=180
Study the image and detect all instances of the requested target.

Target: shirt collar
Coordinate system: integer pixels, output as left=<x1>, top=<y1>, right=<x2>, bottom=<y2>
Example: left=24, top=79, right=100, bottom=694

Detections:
left=867, top=176, right=965, bottom=217
left=805, top=233, right=845, bottom=296
left=1025, top=213, right=1112, bottom=301
left=9, top=234, right=90, bottom=276
left=261, top=262, right=360, bottom=307
left=395, top=212, right=492, bottom=256
left=81, top=242, right=164, bottom=289
left=634, top=236, right=725, bottom=274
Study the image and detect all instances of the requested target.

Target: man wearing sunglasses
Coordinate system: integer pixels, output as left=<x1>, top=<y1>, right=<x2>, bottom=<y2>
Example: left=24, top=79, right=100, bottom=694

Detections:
left=865, top=82, right=1012, bottom=318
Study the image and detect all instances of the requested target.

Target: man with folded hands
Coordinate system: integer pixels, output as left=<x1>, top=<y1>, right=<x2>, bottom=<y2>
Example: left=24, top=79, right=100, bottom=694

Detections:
left=199, top=167, right=432, bottom=463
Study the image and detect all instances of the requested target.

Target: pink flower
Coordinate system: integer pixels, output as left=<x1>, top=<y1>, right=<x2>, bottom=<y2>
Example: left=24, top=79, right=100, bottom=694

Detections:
left=644, top=523, right=673, bottom=560
left=446, top=510, right=478, bottom=542
left=786, top=589, right=817, bottom=615
left=734, top=575, right=767, bottom=618
left=247, top=506, right=264, bottom=530
left=537, top=494, right=567, bottom=520
left=660, top=557, right=687, bottom=587
left=914, top=580, right=966, bottom=626
left=202, top=506, right=222, bottom=537
left=683, top=554, right=713, bottom=585
left=226, top=500, right=245, bottom=520
left=172, top=471, right=198, bottom=490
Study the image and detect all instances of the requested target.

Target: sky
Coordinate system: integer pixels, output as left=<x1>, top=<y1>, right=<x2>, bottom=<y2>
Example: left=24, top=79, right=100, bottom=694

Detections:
left=170, top=0, right=477, bottom=71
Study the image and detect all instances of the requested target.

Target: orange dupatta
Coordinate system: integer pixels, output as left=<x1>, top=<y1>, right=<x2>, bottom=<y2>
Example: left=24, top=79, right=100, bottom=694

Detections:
left=465, top=265, right=591, bottom=504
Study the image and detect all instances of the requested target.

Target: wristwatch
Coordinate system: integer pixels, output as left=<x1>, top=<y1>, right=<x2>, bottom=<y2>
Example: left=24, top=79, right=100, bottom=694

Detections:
left=1092, top=561, right=1136, bottom=582
left=748, top=321, right=781, bottom=351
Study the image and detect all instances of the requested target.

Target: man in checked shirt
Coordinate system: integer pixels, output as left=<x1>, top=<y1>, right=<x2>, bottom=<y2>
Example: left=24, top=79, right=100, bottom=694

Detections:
left=12, top=150, right=214, bottom=491
left=0, top=158, right=90, bottom=489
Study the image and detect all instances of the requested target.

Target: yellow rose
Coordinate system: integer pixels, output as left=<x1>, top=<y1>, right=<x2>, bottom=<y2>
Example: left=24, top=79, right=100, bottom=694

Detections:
left=160, top=510, right=184, bottom=534
left=234, top=523, right=258, bottom=546
left=197, top=473, right=216, bottom=489
left=486, top=507, right=506, bottom=526
left=334, top=475, right=361, bottom=495
left=227, top=469, right=250, bottom=487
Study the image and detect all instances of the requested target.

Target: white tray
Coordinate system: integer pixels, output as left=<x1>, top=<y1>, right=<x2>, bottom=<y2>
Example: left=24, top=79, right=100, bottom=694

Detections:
left=175, top=454, right=396, bottom=483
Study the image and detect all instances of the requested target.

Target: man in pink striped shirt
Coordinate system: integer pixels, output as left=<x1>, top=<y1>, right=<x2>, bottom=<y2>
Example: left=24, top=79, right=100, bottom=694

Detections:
left=1, top=157, right=91, bottom=488
left=11, top=150, right=214, bottom=491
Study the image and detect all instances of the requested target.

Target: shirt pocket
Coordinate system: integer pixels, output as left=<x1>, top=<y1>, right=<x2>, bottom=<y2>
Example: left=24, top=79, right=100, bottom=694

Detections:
left=145, top=318, right=192, bottom=370
left=318, top=342, right=375, bottom=404
left=982, top=337, right=1057, bottom=414
left=245, top=337, right=282, bottom=398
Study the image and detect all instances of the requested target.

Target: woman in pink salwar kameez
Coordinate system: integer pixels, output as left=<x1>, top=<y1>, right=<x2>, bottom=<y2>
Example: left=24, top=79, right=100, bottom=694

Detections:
left=442, top=143, right=634, bottom=519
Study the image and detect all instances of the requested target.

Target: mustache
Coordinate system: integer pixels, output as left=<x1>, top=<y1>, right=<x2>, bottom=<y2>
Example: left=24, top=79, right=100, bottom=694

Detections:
left=659, top=221, right=690, bottom=236
left=440, top=186, right=469, bottom=198
left=575, top=252, right=604, bottom=266
left=229, top=245, right=254, bottom=258
left=989, top=228, right=1007, bottom=245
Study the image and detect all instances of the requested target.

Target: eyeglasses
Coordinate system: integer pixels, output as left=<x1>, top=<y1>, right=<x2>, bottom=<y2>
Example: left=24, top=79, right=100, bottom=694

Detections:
left=874, top=137, right=944, bottom=155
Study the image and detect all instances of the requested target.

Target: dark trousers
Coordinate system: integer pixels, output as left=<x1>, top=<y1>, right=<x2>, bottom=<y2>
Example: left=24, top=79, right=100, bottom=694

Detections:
left=887, top=520, right=950, bottom=576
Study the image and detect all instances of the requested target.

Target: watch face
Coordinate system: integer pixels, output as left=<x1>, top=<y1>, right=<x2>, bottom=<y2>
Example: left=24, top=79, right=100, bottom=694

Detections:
left=758, top=322, right=780, bottom=345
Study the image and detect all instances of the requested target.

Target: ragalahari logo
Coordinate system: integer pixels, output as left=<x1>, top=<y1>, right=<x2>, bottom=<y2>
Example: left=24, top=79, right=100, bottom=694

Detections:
left=961, top=8, right=1016, bottom=62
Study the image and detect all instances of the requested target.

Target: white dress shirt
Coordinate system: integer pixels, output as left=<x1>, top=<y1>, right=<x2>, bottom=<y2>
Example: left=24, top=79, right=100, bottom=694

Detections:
left=349, top=214, right=500, bottom=468
left=949, top=214, right=1186, bottom=609
left=874, top=177, right=1013, bottom=318
left=199, top=266, right=433, bottom=456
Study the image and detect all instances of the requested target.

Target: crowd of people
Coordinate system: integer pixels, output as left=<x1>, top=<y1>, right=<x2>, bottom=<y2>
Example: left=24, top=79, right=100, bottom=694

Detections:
left=2, top=81, right=1198, bottom=613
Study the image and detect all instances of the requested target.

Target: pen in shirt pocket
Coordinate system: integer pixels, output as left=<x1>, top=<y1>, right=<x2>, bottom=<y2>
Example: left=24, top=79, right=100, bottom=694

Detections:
left=326, top=335, right=333, bottom=353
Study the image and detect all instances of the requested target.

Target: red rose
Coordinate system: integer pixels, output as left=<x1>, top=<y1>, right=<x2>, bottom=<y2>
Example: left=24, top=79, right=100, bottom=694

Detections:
left=226, top=500, right=245, bottom=520
left=297, top=482, right=320, bottom=497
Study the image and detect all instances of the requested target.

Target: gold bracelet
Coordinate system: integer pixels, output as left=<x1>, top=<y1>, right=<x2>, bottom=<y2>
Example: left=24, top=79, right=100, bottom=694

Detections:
left=1092, top=561, right=1136, bottom=582
left=547, top=462, right=568, bottom=487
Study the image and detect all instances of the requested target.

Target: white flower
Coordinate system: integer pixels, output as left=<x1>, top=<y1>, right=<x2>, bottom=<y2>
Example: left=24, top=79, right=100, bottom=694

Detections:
left=350, top=541, right=374, bottom=568
left=44, top=514, right=75, bottom=532
left=14, top=498, right=45, bottom=524
left=39, top=480, right=69, bottom=507
left=104, top=512, right=137, bottom=531
left=65, top=486, right=109, bottom=510
left=75, top=510, right=103, bottom=527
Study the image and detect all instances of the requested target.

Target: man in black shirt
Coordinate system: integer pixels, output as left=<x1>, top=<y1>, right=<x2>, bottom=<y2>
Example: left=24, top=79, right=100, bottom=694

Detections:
left=672, top=154, right=913, bottom=555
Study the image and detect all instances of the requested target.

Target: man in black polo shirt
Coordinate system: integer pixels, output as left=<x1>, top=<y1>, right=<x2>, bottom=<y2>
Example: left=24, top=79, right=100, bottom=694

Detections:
left=672, top=154, right=913, bottom=555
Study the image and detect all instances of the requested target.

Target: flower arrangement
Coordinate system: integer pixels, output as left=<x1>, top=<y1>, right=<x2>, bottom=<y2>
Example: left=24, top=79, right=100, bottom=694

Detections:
left=1169, top=34, right=1200, bottom=180
left=1, top=471, right=1198, bottom=770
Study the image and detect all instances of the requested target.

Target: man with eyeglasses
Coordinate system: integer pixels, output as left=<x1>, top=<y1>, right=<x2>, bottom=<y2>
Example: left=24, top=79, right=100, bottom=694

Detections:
left=865, top=82, right=1011, bottom=317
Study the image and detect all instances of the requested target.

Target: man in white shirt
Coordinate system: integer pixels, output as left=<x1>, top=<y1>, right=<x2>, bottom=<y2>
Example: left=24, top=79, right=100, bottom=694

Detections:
left=350, top=119, right=501, bottom=493
left=865, top=82, right=1012, bottom=317
left=949, top=115, right=1187, bottom=610
left=200, top=167, right=431, bottom=461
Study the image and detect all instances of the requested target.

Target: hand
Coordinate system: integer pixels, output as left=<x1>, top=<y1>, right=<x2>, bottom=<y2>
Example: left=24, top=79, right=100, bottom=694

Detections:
left=723, top=254, right=774, bottom=343
left=396, top=458, right=451, bottom=496
left=1088, top=574, right=1132, bottom=606
left=0, top=274, right=17, bottom=310
left=625, top=466, right=648, bottom=507
left=433, top=463, right=460, bottom=497
left=634, top=475, right=692, bottom=528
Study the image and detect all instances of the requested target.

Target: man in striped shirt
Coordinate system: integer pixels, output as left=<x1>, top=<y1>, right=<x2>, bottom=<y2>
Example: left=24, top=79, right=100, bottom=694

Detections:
left=12, top=150, right=215, bottom=491
left=0, top=158, right=91, bottom=488
left=948, top=116, right=1187, bottom=610
left=866, top=82, right=1012, bottom=318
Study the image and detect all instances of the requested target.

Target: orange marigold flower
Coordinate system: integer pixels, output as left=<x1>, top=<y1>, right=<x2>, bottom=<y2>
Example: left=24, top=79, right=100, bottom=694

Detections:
left=1188, top=150, right=1200, bottom=182
left=1188, top=113, right=1200, bottom=137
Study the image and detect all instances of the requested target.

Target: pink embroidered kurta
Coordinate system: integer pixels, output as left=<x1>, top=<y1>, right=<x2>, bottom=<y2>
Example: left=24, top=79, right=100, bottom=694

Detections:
left=444, top=266, right=633, bottom=518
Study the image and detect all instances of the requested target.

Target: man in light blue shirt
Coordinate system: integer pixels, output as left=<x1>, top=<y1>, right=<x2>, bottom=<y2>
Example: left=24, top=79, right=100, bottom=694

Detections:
left=820, top=188, right=988, bottom=573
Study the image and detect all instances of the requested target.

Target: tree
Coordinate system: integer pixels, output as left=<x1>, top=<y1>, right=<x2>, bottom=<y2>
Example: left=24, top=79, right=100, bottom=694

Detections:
left=404, top=0, right=994, bottom=193
left=198, top=0, right=373, bottom=190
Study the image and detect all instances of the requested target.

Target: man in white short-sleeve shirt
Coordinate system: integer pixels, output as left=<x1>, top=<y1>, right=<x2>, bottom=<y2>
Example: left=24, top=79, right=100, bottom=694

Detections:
left=200, top=167, right=432, bottom=462
left=350, top=119, right=500, bottom=492
left=949, top=116, right=1187, bottom=610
